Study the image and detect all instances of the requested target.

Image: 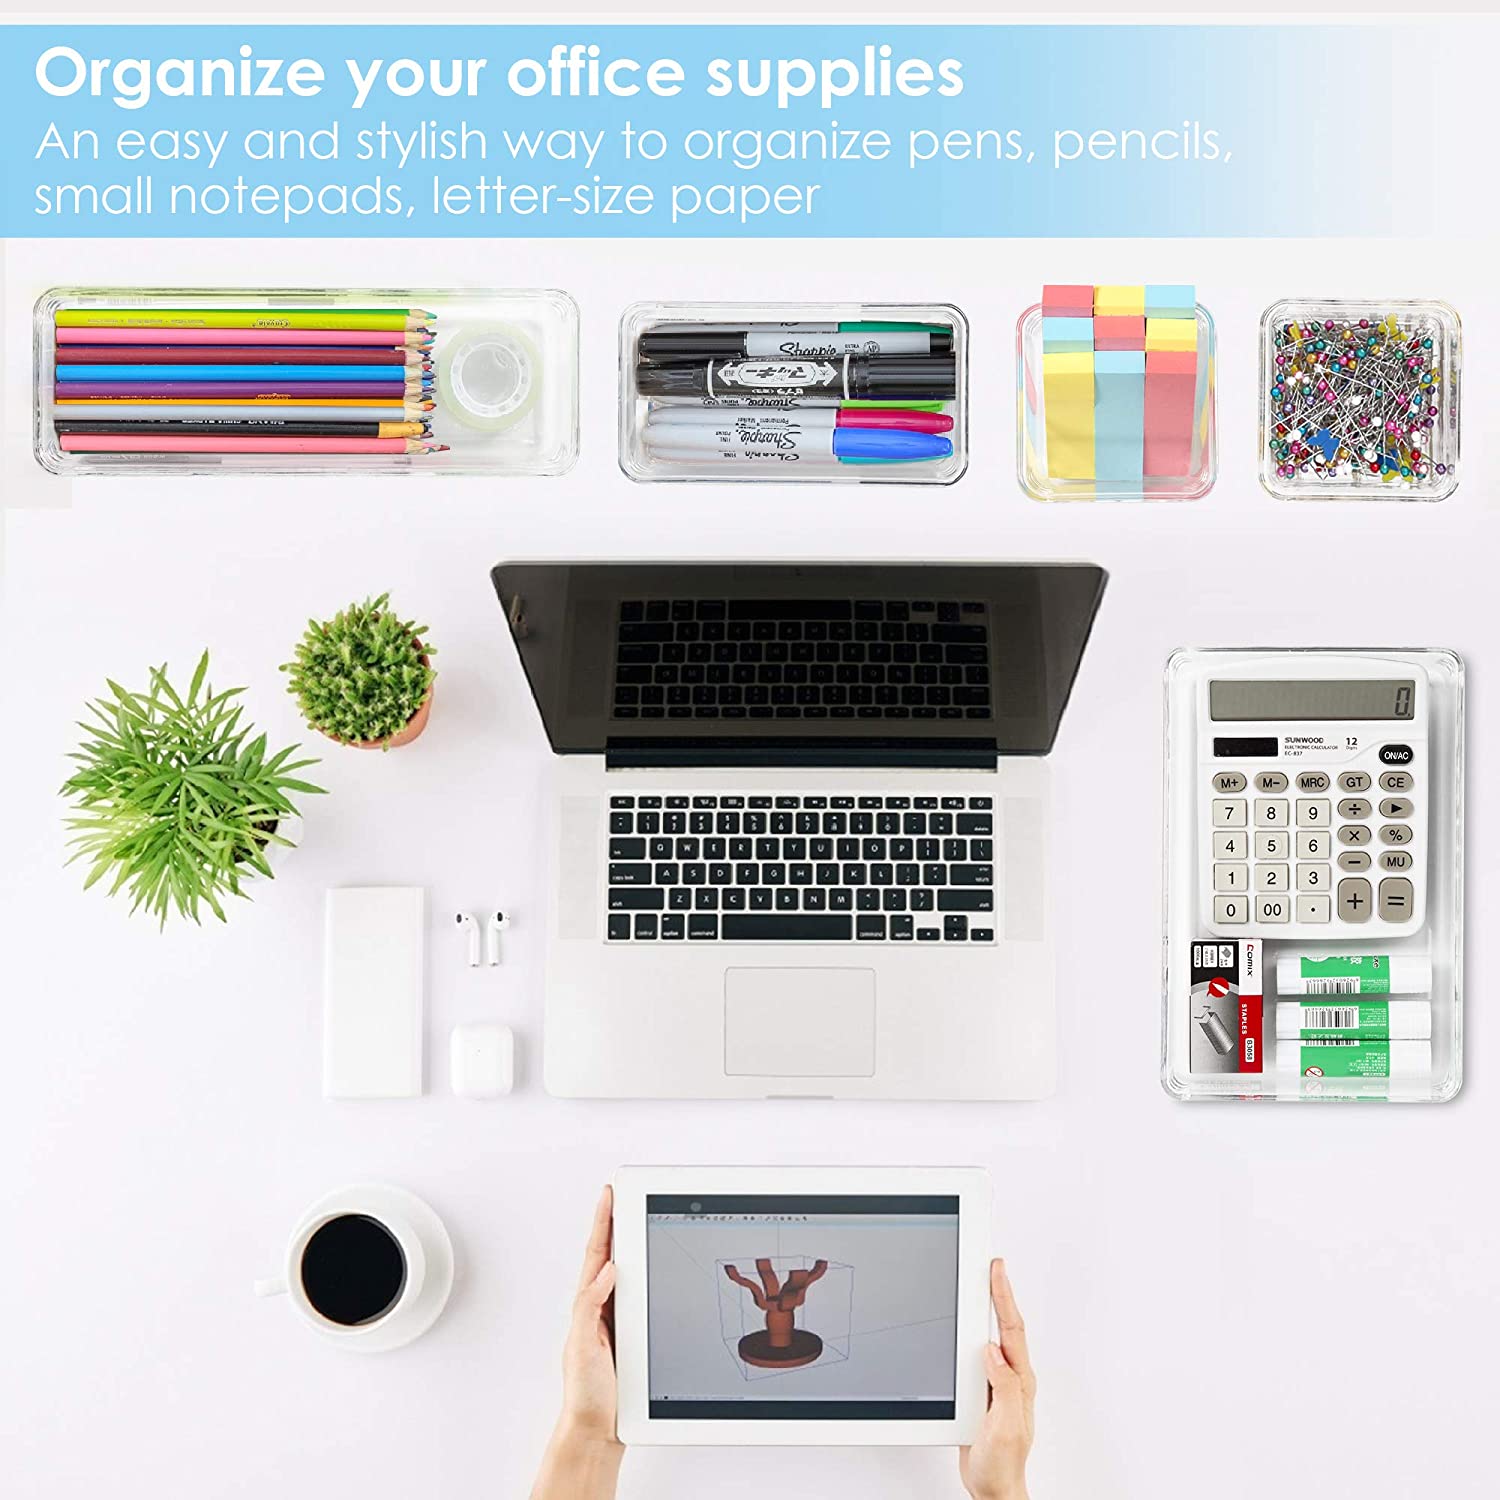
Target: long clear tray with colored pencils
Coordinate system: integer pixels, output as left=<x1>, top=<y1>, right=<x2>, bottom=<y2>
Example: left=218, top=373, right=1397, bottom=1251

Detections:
left=34, top=287, right=579, bottom=477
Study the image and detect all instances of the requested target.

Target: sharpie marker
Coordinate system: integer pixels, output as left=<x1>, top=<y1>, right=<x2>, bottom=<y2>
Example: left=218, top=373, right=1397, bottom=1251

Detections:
left=643, top=427, right=952, bottom=464
left=57, top=364, right=430, bottom=384
left=640, top=325, right=953, bottom=361
left=636, top=356, right=957, bottom=402
left=647, top=395, right=948, bottom=413
left=647, top=407, right=953, bottom=435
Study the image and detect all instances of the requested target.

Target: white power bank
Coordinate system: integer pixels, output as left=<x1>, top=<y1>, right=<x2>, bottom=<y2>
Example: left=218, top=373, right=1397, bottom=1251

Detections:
left=323, top=886, right=425, bottom=1099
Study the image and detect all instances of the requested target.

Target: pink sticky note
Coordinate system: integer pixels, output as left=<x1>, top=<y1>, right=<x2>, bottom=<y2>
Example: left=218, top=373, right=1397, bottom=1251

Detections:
left=1043, top=283, right=1094, bottom=318
left=1143, top=351, right=1198, bottom=477
left=1093, top=315, right=1146, bottom=351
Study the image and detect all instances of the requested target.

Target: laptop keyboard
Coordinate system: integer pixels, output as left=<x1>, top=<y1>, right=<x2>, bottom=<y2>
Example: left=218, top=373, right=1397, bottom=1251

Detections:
left=605, top=793, right=996, bottom=944
left=611, top=598, right=992, bottom=721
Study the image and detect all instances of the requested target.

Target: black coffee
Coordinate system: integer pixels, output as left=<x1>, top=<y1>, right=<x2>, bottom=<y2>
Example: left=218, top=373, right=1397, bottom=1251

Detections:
left=299, top=1214, right=407, bottom=1327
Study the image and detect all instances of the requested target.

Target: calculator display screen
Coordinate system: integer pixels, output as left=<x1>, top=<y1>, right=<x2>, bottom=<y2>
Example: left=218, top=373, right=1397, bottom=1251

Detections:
left=1209, top=679, right=1415, bottom=722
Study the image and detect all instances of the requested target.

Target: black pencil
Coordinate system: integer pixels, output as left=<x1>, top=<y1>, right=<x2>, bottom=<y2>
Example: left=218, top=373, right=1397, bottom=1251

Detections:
left=54, top=418, right=428, bottom=439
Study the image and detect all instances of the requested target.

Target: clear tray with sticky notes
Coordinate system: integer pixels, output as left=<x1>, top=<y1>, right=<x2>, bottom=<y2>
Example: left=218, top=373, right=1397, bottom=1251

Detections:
left=1161, top=646, right=1465, bottom=1104
left=619, top=301, right=969, bottom=485
left=1258, top=298, right=1461, bottom=501
left=34, top=286, right=579, bottom=477
left=1016, top=284, right=1216, bottom=502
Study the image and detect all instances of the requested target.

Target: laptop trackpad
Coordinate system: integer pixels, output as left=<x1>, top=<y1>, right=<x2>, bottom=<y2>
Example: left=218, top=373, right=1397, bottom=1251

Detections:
left=723, top=967, right=876, bottom=1077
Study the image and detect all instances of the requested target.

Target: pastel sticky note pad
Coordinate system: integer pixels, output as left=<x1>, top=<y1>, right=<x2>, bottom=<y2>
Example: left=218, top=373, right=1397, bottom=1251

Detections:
left=1093, top=316, right=1145, bottom=352
left=1143, top=351, right=1198, bottom=477
left=1094, top=285, right=1146, bottom=317
left=1043, top=283, right=1094, bottom=317
left=1043, top=316, right=1094, bottom=352
left=1146, top=284, right=1196, bottom=319
left=1146, top=318, right=1197, bottom=352
left=1093, top=351, right=1145, bottom=481
left=1043, top=351, right=1095, bottom=479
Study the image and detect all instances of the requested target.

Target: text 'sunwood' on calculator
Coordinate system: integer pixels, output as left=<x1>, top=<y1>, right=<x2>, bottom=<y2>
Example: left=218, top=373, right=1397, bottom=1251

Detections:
left=1197, top=657, right=1426, bottom=939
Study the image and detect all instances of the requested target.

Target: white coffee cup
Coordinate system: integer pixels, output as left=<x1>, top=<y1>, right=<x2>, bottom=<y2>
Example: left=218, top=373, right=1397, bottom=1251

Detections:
left=255, top=1182, right=441, bottom=1350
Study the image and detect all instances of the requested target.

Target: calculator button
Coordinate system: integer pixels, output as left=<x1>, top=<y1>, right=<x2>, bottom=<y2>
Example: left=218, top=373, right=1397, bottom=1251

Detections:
left=1213, top=831, right=1248, bottom=859
left=1255, top=831, right=1289, bottom=859
left=1337, top=798, right=1372, bottom=820
left=1338, top=850, right=1372, bottom=872
left=1378, top=877, right=1414, bottom=921
left=1378, top=849, right=1414, bottom=872
left=1296, top=771, right=1331, bottom=792
left=1379, top=770, right=1414, bottom=793
left=1296, top=830, right=1329, bottom=859
left=1379, top=823, right=1413, bottom=846
left=1255, top=799, right=1289, bottom=826
left=1211, top=771, right=1248, bottom=793
left=1297, top=799, right=1331, bottom=826
left=1296, top=895, right=1332, bottom=924
left=1379, top=744, right=1414, bottom=766
left=1254, top=772, right=1289, bottom=793
left=1254, top=864, right=1289, bottom=892
left=1337, top=877, right=1373, bottom=922
left=1337, top=824, right=1371, bottom=846
left=1379, top=797, right=1414, bottom=819
left=1254, top=895, right=1290, bottom=924
left=1212, top=800, right=1247, bottom=828
left=1214, top=863, right=1249, bottom=892
left=1296, top=863, right=1330, bottom=891
left=1214, top=896, right=1248, bottom=925
left=1339, top=771, right=1373, bottom=793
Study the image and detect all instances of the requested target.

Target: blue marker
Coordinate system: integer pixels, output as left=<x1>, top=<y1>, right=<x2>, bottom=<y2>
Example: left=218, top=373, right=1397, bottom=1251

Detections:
left=642, top=425, right=952, bottom=466
left=56, top=364, right=428, bottom=383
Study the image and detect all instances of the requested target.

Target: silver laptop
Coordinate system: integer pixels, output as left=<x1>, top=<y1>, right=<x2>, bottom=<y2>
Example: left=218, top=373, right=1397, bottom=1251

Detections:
left=492, top=562, right=1106, bottom=1101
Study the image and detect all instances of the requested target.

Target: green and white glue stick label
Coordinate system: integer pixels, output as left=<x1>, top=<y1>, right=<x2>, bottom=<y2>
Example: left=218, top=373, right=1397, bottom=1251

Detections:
left=1275, top=999, right=1431, bottom=1041
left=1276, top=1039, right=1431, bottom=1079
left=1274, top=952, right=1429, bottom=996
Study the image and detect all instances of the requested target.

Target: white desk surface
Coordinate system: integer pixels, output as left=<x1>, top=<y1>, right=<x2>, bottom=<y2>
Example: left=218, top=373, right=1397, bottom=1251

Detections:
left=1, top=236, right=1495, bottom=1500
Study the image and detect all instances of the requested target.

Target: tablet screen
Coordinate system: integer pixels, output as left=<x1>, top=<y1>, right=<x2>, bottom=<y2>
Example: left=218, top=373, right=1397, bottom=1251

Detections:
left=645, top=1193, right=960, bottom=1420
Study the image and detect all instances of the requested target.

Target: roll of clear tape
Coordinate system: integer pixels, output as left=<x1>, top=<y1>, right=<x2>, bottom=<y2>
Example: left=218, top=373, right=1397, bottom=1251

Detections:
left=438, top=323, right=541, bottom=433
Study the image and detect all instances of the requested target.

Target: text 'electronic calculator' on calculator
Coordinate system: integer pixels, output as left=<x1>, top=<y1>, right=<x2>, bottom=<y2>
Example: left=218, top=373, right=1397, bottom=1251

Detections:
left=1197, top=656, right=1426, bottom=939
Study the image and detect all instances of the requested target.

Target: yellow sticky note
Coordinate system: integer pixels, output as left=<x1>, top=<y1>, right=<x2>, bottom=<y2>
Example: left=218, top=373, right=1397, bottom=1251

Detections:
left=1146, top=318, right=1197, bottom=352
left=1094, top=285, right=1146, bottom=317
left=1043, top=351, right=1095, bottom=479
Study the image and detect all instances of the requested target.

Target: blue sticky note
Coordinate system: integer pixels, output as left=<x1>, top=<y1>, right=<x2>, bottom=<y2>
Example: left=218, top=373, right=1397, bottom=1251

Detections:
left=1145, top=284, right=1196, bottom=319
left=1094, top=350, right=1146, bottom=481
left=1043, top=316, right=1095, bottom=353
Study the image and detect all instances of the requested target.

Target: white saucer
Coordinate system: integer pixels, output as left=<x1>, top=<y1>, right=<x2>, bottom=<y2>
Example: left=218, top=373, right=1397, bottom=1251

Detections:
left=298, top=1183, right=454, bottom=1354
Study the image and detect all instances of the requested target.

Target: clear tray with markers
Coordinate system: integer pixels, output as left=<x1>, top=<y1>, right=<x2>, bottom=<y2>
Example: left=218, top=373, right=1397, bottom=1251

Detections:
left=1161, top=647, right=1464, bottom=1103
left=618, top=301, right=969, bottom=485
left=34, top=285, right=579, bottom=477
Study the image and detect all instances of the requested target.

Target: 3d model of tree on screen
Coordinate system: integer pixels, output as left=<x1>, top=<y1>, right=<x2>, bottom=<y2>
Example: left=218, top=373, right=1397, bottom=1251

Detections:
left=723, top=1257, right=829, bottom=1369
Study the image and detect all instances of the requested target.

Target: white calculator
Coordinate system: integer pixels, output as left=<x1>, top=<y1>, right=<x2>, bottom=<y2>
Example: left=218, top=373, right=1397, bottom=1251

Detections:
left=1196, top=654, right=1426, bottom=939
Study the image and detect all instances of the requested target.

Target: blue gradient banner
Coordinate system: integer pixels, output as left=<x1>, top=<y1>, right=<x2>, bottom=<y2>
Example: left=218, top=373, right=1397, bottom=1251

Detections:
left=0, top=24, right=1393, bottom=237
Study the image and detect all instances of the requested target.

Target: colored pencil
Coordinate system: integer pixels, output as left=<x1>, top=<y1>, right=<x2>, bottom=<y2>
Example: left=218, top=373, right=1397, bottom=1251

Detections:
left=56, top=420, right=428, bottom=438
left=56, top=326, right=434, bottom=347
left=56, top=346, right=427, bottom=367
left=57, top=382, right=423, bottom=400
left=57, top=364, right=432, bottom=383
left=60, top=435, right=446, bottom=455
left=53, top=401, right=431, bottom=422
left=56, top=310, right=433, bottom=332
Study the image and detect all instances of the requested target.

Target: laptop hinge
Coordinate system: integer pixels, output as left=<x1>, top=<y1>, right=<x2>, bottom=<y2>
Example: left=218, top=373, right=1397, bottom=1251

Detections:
left=604, top=737, right=999, bottom=772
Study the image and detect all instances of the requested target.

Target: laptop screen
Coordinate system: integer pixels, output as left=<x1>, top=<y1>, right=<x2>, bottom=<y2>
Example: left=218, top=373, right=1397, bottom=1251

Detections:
left=492, top=562, right=1105, bottom=760
left=644, top=1192, right=960, bottom=1422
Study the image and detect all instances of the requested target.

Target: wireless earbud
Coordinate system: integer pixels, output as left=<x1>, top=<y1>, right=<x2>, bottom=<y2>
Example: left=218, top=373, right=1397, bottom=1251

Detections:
left=484, top=910, right=509, bottom=966
left=455, top=911, right=481, bottom=967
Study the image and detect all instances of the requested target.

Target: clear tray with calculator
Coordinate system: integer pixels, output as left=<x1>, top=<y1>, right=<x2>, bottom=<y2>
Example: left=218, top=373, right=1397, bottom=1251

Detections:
left=1162, top=648, right=1463, bottom=1103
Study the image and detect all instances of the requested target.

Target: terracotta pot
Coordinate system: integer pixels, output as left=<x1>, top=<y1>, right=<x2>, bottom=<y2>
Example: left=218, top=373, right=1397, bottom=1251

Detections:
left=321, top=645, right=434, bottom=751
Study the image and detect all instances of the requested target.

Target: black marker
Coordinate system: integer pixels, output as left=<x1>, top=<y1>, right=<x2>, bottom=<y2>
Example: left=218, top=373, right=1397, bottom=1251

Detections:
left=635, top=355, right=957, bottom=402
left=639, top=326, right=952, bottom=362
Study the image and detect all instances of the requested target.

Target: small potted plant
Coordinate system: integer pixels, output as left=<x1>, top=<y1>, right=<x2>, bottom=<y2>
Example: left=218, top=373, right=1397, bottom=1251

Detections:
left=282, top=594, right=436, bottom=750
left=61, top=651, right=324, bottom=926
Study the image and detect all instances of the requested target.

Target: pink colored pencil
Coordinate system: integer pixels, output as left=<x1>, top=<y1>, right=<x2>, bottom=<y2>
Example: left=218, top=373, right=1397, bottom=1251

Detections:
left=60, top=435, right=444, bottom=455
left=57, top=381, right=418, bottom=400
left=56, top=326, right=433, bottom=348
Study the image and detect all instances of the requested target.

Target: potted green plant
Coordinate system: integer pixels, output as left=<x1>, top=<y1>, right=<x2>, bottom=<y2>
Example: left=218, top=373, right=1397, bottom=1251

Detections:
left=61, top=651, right=324, bottom=926
left=281, top=594, right=436, bottom=749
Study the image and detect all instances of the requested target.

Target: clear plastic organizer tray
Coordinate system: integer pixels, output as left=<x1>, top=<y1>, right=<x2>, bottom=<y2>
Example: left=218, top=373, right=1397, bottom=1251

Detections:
left=1162, top=648, right=1463, bottom=1104
left=618, top=301, right=968, bottom=485
left=34, top=286, right=579, bottom=477
left=1259, top=298, right=1461, bottom=501
left=1015, top=302, right=1216, bottom=502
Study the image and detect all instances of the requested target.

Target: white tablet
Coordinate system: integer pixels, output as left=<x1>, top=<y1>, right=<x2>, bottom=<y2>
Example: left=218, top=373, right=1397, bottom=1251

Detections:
left=613, top=1165, right=991, bottom=1446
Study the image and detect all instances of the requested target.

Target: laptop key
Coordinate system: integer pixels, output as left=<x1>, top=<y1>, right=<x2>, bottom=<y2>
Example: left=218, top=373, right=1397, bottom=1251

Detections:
left=669, top=889, right=692, bottom=910
left=944, top=914, right=969, bottom=940
left=891, top=915, right=915, bottom=941
left=609, top=863, right=653, bottom=885
left=957, top=814, right=993, bottom=835
left=608, top=915, right=631, bottom=940
left=970, top=928, right=995, bottom=942
left=609, top=888, right=664, bottom=910
left=750, top=889, right=773, bottom=910
left=829, top=889, right=853, bottom=911
left=856, top=915, right=887, bottom=940
left=609, top=812, right=634, bottom=835
left=721, top=914, right=852, bottom=940
left=939, top=890, right=994, bottom=912
left=688, top=914, right=719, bottom=939
left=776, top=888, right=799, bottom=911
left=661, top=913, right=685, bottom=940
left=950, top=865, right=994, bottom=886
left=634, top=914, right=658, bottom=940
left=917, top=927, right=941, bottom=941
left=609, top=838, right=646, bottom=859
